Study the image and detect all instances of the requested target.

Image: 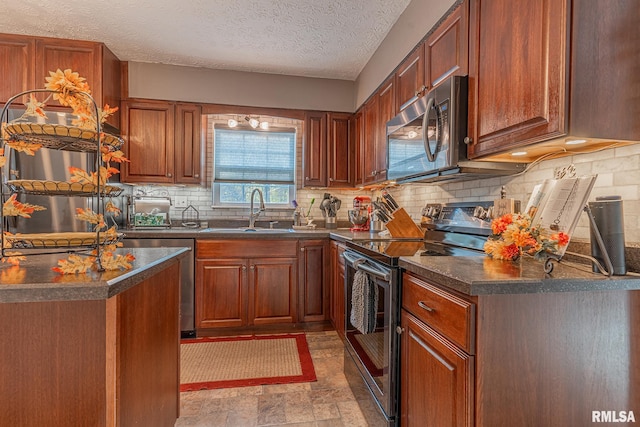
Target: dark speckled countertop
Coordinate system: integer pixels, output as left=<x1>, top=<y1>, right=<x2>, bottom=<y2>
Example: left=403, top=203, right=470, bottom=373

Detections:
left=399, top=254, right=640, bottom=295
left=0, top=247, right=189, bottom=303
left=120, top=226, right=379, bottom=243
left=103, top=227, right=640, bottom=296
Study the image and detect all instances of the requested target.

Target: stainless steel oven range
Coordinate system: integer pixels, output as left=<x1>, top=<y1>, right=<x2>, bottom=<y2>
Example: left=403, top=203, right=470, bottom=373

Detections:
left=343, top=238, right=423, bottom=427
left=342, top=201, right=495, bottom=426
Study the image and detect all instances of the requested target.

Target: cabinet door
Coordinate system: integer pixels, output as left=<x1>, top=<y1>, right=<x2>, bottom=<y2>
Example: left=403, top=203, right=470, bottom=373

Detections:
left=376, top=77, right=395, bottom=181
left=249, top=257, right=297, bottom=325
left=121, top=100, right=176, bottom=183
left=0, top=34, right=35, bottom=105
left=175, top=103, right=203, bottom=184
left=396, top=46, right=426, bottom=112
left=298, top=240, right=328, bottom=322
left=330, top=241, right=346, bottom=338
left=327, top=112, right=352, bottom=188
left=351, top=110, right=364, bottom=186
left=400, top=310, right=474, bottom=427
left=425, top=0, right=469, bottom=89
left=467, top=0, right=569, bottom=158
left=362, top=96, right=378, bottom=184
left=196, top=259, right=247, bottom=328
left=35, top=38, right=101, bottom=106
left=303, top=111, right=327, bottom=187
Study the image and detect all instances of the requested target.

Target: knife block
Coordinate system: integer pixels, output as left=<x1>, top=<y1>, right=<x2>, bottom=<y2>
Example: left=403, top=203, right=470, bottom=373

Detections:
left=385, top=208, right=424, bottom=238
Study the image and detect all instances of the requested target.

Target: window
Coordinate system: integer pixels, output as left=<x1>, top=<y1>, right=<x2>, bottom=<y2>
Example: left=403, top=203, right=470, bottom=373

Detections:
left=213, top=126, right=296, bottom=207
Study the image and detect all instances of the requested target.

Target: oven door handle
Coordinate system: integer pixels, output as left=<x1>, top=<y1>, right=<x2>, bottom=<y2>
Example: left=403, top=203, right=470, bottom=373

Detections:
left=343, top=251, right=391, bottom=281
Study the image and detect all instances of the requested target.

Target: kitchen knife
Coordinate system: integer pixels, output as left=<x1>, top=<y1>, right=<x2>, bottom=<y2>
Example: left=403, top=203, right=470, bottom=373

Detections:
left=378, top=199, right=395, bottom=216
left=383, top=193, right=399, bottom=211
left=374, top=209, right=391, bottom=223
left=373, top=201, right=392, bottom=217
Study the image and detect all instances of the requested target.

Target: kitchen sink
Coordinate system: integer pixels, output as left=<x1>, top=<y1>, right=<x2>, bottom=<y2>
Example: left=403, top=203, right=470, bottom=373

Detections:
left=198, top=227, right=294, bottom=233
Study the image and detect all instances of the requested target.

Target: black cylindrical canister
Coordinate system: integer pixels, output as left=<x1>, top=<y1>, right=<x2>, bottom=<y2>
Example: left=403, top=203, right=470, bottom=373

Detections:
left=589, top=196, right=626, bottom=275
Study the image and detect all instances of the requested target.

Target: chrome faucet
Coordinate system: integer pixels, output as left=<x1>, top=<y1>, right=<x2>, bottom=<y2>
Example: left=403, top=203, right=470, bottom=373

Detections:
left=248, top=188, right=265, bottom=229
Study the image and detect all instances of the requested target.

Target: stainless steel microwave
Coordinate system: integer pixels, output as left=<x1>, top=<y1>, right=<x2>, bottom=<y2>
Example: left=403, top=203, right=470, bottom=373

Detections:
left=386, top=75, right=525, bottom=183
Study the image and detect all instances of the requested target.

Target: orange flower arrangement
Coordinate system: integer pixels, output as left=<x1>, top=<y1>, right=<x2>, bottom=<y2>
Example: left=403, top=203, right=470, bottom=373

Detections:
left=484, top=213, right=570, bottom=261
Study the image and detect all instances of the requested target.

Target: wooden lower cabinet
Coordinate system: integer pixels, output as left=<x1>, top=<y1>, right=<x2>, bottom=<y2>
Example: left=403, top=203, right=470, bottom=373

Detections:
left=330, top=241, right=346, bottom=338
left=400, top=271, right=640, bottom=426
left=298, top=239, right=329, bottom=322
left=400, top=272, right=474, bottom=427
left=400, top=310, right=473, bottom=427
left=196, top=240, right=298, bottom=329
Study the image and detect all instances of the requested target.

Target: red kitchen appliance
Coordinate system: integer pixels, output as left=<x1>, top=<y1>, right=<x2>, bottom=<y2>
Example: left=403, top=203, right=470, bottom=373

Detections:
left=348, top=196, right=371, bottom=231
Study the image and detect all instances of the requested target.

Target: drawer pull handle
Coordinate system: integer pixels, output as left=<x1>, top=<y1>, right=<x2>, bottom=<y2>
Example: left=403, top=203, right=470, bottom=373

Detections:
left=418, top=301, right=434, bottom=312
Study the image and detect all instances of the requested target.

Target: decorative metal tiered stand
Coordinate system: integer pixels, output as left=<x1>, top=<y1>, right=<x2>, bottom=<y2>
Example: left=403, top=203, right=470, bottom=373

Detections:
left=0, top=89, right=124, bottom=271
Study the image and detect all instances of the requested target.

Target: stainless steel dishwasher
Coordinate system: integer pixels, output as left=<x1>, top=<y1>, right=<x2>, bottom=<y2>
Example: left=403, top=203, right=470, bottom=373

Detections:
left=122, top=238, right=195, bottom=338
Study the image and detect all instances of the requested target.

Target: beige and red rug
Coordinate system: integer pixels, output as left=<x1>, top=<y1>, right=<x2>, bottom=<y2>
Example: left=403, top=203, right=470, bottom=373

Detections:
left=180, top=333, right=316, bottom=391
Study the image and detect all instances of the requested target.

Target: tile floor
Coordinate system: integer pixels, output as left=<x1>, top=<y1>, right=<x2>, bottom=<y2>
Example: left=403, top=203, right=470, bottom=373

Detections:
left=175, top=330, right=370, bottom=427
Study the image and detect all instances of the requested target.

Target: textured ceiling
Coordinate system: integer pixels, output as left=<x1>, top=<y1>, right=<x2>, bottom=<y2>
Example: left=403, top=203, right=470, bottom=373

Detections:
left=0, top=0, right=412, bottom=80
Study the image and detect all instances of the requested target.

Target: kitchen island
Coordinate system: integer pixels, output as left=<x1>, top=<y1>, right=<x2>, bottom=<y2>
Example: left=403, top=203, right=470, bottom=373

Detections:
left=398, top=255, right=640, bottom=427
left=0, top=247, right=189, bottom=427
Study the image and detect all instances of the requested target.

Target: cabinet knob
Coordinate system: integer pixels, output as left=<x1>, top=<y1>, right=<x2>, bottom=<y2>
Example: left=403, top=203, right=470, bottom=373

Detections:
left=300, top=247, right=305, bottom=252
left=396, top=326, right=405, bottom=335
left=242, top=265, right=247, bottom=271
left=418, top=301, right=434, bottom=312
left=463, top=137, right=473, bottom=145
left=305, top=177, right=310, bottom=181
left=250, top=265, right=255, bottom=270
left=329, top=177, right=334, bottom=182
left=194, top=174, right=199, bottom=178
left=167, top=172, right=173, bottom=178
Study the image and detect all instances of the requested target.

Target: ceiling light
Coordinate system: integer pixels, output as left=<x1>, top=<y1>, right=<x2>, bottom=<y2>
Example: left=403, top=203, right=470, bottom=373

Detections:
left=244, top=116, right=260, bottom=128
left=259, top=121, right=269, bottom=130
left=511, top=151, right=528, bottom=156
left=566, top=139, right=587, bottom=145
left=228, top=118, right=238, bottom=127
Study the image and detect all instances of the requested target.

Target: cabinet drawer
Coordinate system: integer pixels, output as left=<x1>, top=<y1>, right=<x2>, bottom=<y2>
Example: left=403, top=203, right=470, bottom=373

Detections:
left=196, top=239, right=297, bottom=259
left=402, top=273, right=475, bottom=353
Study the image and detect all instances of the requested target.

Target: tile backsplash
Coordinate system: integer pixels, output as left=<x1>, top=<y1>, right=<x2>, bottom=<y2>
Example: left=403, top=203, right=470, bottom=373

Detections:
left=128, top=116, right=639, bottom=244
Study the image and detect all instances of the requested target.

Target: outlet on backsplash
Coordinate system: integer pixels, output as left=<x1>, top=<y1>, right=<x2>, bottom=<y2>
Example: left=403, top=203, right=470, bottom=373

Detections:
left=174, top=196, right=188, bottom=208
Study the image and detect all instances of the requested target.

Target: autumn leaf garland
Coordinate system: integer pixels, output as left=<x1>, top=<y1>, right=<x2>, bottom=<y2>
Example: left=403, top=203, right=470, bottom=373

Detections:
left=0, top=69, right=135, bottom=274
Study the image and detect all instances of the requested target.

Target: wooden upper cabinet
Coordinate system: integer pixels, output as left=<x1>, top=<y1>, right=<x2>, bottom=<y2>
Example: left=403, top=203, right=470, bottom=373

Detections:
left=0, top=33, right=121, bottom=128
left=0, top=34, right=35, bottom=105
left=303, top=111, right=327, bottom=187
left=568, top=0, right=640, bottom=142
left=361, top=78, right=394, bottom=185
left=425, top=0, right=469, bottom=89
left=327, top=112, right=352, bottom=188
left=362, top=95, right=379, bottom=185
left=121, top=99, right=203, bottom=184
left=303, top=111, right=353, bottom=188
left=467, top=0, right=569, bottom=158
left=395, top=47, right=426, bottom=113
left=36, top=38, right=101, bottom=105
left=376, top=76, right=395, bottom=180
left=174, top=103, right=203, bottom=184
left=352, top=110, right=364, bottom=186
left=121, top=100, right=176, bottom=184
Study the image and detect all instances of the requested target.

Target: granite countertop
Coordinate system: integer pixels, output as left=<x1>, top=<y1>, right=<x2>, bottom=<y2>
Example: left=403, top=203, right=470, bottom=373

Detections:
left=0, top=247, right=190, bottom=303
left=120, top=226, right=378, bottom=243
left=399, top=254, right=640, bottom=296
